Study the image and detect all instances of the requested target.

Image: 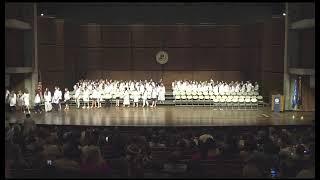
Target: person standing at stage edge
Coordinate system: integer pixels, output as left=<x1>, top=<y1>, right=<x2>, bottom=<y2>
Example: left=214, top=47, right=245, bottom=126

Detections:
left=52, top=86, right=60, bottom=111
left=64, top=88, right=71, bottom=110
left=44, top=88, right=52, bottom=112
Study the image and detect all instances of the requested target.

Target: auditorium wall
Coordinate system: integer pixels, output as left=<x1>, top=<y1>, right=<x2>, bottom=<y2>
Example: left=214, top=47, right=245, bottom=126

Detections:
left=38, top=18, right=264, bottom=89
left=38, top=17, right=285, bottom=101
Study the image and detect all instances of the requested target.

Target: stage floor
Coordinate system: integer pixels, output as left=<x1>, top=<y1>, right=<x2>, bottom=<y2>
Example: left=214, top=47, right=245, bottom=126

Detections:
left=6, top=106, right=314, bottom=127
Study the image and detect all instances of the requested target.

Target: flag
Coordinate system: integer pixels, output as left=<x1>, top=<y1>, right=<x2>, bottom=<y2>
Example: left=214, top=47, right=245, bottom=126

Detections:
left=291, top=79, right=298, bottom=109
left=298, top=77, right=302, bottom=107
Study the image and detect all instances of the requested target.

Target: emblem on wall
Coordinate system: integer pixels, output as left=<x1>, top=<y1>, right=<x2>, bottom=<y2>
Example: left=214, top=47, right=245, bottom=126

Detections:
left=156, top=51, right=168, bottom=65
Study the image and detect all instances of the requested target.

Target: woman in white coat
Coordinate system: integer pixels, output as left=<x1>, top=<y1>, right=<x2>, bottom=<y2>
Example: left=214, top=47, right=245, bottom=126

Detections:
left=82, top=87, right=90, bottom=109
left=44, top=88, right=52, bottom=112
left=90, top=87, right=98, bottom=108
left=123, top=88, right=130, bottom=107
left=74, top=86, right=81, bottom=109
left=21, top=89, right=30, bottom=114
left=151, top=87, right=158, bottom=108
left=158, top=83, right=166, bottom=104
left=9, top=90, right=17, bottom=112
left=17, top=90, right=24, bottom=112
left=133, top=88, right=140, bottom=107
left=142, top=89, right=149, bottom=108
left=64, top=88, right=71, bottom=110
left=34, top=92, right=42, bottom=113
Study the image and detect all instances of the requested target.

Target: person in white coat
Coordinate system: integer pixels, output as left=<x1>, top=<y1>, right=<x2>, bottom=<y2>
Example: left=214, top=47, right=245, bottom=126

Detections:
left=158, top=83, right=166, bottom=104
left=151, top=87, right=158, bottom=108
left=57, top=87, right=63, bottom=110
left=123, top=88, right=130, bottom=107
left=9, top=90, right=17, bottom=112
left=21, top=89, right=30, bottom=114
left=17, top=90, right=24, bottom=112
left=90, top=87, right=98, bottom=108
left=97, top=87, right=103, bottom=108
left=64, top=88, right=71, bottom=110
left=115, top=87, right=121, bottom=107
left=44, top=88, right=52, bottom=112
left=82, top=87, right=90, bottom=109
left=133, top=88, right=140, bottom=107
left=52, top=87, right=60, bottom=111
left=5, top=89, right=10, bottom=111
left=34, top=92, right=42, bottom=113
left=74, top=86, right=81, bottom=109
left=142, top=89, right=149, bottom=108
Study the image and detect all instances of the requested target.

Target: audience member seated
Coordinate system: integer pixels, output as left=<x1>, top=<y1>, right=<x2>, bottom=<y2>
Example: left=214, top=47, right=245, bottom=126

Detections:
left=192, top=138, right=220, bottom=161
left=163, top=151, right=188, bottom=175
left=80, top=146, right=111, bottom=177
left=54, top=143, right=80, bottom=176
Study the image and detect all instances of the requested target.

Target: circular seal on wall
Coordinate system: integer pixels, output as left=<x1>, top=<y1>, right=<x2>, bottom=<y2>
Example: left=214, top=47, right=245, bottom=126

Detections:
left=275, top=98, right=280, bottom=103
left=156, top=51, right=168, bottom=64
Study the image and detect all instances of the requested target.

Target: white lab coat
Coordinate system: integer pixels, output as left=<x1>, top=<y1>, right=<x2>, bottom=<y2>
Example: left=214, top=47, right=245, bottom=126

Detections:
left=22, top=93, right=30, bottom=106
left=9, top=94, right=16, bottom=107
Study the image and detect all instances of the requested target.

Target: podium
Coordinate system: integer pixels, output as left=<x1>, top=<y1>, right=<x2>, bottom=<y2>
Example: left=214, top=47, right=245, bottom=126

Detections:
left=271, top=94, right=284, bottom=112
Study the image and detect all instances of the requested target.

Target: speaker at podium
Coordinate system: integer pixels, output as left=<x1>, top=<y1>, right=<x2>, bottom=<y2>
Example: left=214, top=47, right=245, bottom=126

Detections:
left=271, top=94, right=284, bottom=112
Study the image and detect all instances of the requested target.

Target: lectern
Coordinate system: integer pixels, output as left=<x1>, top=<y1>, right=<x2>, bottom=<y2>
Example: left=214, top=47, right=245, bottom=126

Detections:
left=271, top=94, right=284, bottom=112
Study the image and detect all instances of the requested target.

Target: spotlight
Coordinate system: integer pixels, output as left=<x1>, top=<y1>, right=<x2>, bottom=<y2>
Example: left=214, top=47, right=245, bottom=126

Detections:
left=282, top=12, right=286, bottom=16
left=41, top=13, right=44, bottom=16
left=300, top=116, right=304, bottom=120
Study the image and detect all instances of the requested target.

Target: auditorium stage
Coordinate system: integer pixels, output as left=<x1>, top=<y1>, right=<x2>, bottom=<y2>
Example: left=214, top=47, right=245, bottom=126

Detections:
left=6, top=106, right=314, bottom=127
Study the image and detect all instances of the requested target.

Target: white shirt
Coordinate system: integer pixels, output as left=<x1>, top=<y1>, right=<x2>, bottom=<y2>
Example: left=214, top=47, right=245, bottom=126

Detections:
left=34, top=94, right=41, bottom=104
left=9, top=94, right=16, bottom=106
left=64, top=91, right=70, bottom=101
left=52, top=90, right=60, bottom=104
left=44, top=91, right=52, bottom=102
left=22, top=93, right=30, bottom=106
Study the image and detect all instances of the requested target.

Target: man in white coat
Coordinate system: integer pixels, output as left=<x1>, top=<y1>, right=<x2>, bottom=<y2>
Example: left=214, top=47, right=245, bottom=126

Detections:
left=21, top=89, right=31, bottom=114
left=9, top=90, right=17, bottom=112
left=142, top=89, right=149, bottom=108
left=44, top=88, right=52, bottom=112
left=34, top=92, right=42, bottom=113
left=52, top=87, right=60, bottom=111
left=74, top=86, right=81, bottom=109
left=123, top=88, right=130, bottom=107
left=57, top=87, right=63, bottom=110
left=64, top=88, right=71, bottom=110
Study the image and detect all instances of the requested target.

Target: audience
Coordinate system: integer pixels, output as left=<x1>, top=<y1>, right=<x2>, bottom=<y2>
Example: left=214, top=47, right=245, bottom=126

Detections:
left=5, top=119, right=314, bottom=178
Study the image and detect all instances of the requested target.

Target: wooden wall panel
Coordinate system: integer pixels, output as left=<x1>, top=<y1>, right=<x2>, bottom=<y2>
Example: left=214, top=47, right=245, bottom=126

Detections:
left=103, top=48, right=131, bottom=70
left=102, top=28, right=131, bottom=47
left=132, top=48, right=160, bottom=70
left=87, top=49, right=103, bottom=70
left=191, top=26, right=221, bottom=47
left=165, top=48, right=194, bottom=70
left=5, top=29, right=25, bottom=67
left=300, top=29, right=315, bottom=68
left=162, top=26, right=192, bottom=47
left=271, top=18, right=284, bottom=45
left=271, top=46, right=284, bottom=73
left=223, top=26, right=241, bottom=47
left=55, top=20, right=64, bottom=45
left=38, top=18, right=56, bottom=44
left=132, top=29, right=163, bottom=47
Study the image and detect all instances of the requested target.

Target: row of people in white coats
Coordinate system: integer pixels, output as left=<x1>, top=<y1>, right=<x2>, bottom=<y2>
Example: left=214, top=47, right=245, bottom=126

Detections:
left=5, top=87, right=71, bottom=114
left=73, top=79, right=166, bottom=108
left=172, top=80, right=259, bottom=95
left=6, top=89, right=31, bottom=114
